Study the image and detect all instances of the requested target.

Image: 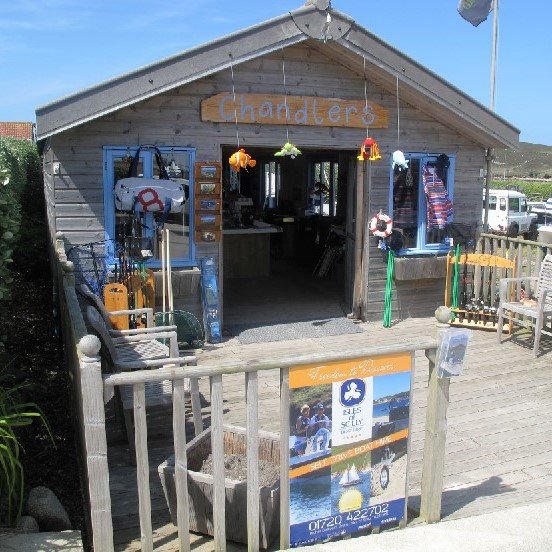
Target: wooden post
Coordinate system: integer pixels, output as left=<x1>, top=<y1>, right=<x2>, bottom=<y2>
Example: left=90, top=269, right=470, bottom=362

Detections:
left=350, top=162, right=365, bottom=319
left=210, top=374, right=226, bottom=552
left=134, top=382, right=153, bottom=552
left=246, top=371, right=260, bottom=552
left=279, top=367, right=290, bottom=550
left=187, top=359, right=203, bottom=437
left=173, top=378, right=191, bottom=552
left=360, top=160, right=372, bottom=319
left=78, top=335, right=114, bottom=552
left=419, top=306, right=451, bottom=523
left=189, top=377, right=203, bottom=436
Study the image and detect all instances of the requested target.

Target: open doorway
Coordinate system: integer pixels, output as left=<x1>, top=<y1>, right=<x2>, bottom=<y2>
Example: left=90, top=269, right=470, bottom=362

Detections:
left=221, top=146, right=359, bottom=341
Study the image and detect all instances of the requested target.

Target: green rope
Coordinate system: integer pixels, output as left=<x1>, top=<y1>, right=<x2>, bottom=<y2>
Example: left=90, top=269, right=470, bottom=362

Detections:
left=451, top=244, right=460, bottom=321
left=383, top=250, right=395, bottom=328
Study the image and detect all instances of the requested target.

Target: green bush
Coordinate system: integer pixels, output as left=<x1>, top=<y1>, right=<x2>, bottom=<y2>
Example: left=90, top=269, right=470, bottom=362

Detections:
left=492, top=179, right=552, bottom=200
left=0, top=138, right=41, bottom=313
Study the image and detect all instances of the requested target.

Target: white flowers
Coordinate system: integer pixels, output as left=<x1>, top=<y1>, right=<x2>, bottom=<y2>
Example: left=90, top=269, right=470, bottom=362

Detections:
left=0, top=168, right=9, bottom=186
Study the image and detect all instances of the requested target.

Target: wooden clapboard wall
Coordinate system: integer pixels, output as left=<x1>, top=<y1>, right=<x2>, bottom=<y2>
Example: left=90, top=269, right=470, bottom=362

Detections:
left=46, top=40, right=486, bottom=319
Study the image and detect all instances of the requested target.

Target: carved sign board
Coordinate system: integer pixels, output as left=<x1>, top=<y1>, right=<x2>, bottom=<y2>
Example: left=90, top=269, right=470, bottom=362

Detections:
left=201, top=93, right=388, bottom=129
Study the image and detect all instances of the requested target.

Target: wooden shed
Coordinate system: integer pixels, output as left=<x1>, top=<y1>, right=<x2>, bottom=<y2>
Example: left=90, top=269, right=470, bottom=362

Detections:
left=36, top=1, right=519, bottom=329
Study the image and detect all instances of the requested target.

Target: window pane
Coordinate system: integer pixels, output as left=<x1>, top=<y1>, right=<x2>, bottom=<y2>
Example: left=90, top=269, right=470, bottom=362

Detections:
left=488, top=195, right=497, bottom=210
left=500, top=198, right=506, bottom=210
left=309, top=161, right=338, bottom=217
left=392, top=158, right=419, bottom=249
left=163, top=152, right=191, bottom=261
left=112, top=149, right=192, bottom=264
left=521, top=198, right=527, bottom=212
left=114, top=154, right=146, bottom=261
left=423, top=161, right=452, bottom=246
left=508, top=197, right=520, bottom=211
left=263, top=161, right=278, bottom=209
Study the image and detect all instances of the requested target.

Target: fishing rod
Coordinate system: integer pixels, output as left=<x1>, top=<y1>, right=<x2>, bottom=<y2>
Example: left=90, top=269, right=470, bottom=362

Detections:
left=473, top=240, right=486, bottom=324
left=459, top=243, right=469, bottom=323
left=465, top=239, right=477, bottom=324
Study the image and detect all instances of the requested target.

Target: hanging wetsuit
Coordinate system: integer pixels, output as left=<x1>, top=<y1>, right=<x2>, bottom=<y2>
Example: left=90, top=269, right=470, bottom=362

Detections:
left=422, top=163, right=453, bottom=230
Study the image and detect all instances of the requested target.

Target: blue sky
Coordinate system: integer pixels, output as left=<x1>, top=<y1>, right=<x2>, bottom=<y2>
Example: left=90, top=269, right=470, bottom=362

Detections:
left=1, top=1, right=550, bottom=145
left=373, top=371, right=411, bottom=401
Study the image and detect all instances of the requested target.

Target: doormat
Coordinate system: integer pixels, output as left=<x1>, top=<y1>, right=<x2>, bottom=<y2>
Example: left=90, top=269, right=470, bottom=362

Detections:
left=228, top=317, right=363, bottom=345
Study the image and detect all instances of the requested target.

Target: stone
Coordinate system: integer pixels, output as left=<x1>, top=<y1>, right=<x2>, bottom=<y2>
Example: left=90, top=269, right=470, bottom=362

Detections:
left=26, top=487, right=71, bottom=532
left=15, top=516, right=39, bottom=533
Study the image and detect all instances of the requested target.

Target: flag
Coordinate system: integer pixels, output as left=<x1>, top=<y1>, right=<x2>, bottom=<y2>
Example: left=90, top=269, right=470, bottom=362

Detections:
left=458, top=0, right=493, bottom=27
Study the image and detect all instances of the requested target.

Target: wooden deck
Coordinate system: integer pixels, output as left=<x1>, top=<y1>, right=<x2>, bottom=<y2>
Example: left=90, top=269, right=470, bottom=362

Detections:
left=107, top=317, right=552, bottom=551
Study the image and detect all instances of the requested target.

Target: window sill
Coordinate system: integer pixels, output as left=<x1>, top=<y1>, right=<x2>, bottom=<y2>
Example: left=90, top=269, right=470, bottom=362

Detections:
left=394, top=247, right=450, bottom=257
left=393, top=255, right=448, bottom=281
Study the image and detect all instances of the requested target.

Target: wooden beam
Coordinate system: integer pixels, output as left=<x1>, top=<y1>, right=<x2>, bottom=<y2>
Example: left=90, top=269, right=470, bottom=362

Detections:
left=173, top=379, right=191, bottom=552
left=103, top=338, right=438, bottom=386
left=246, top=372, right=260, bottom=552
left=420, top=315, right=451, bottom=523
left=351, top=161, right=364, bottom=319
left=210, top=374, right=226, bottom=552
left=279, top=367, right=290, bottom=550
left=133, top=383, right=153, bottom=551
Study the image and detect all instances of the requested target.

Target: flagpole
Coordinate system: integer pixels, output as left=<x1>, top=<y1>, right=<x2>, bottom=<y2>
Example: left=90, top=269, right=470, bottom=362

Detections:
left=483, top=0, right=499, bottom=232
left=489, top=0, right=499, bottom=110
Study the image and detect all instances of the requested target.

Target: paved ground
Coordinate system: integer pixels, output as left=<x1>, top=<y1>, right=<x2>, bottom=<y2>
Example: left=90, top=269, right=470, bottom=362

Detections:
left=294, top=498, right=552, bottom=552
left=0, top=531, right=83, bottom=551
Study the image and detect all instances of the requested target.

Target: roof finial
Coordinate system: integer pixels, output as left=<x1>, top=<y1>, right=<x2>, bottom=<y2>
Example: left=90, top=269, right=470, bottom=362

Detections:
left=304, top=0, right=331, bottom=10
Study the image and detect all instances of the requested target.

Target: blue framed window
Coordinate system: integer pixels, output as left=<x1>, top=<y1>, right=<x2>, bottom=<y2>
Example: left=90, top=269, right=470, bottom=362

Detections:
left=103, top=146, right=196, bottom=267
left=388, top=153, right=455, bottom=255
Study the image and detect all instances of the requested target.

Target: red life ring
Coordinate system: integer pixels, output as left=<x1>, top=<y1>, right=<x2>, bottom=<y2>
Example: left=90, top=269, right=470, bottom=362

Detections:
left=136, top=187, right=164, bottom=211
left=369, top=212, right=393, bottom=238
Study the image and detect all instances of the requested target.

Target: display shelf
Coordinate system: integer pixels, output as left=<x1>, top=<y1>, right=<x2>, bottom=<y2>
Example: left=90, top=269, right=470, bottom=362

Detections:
left=445, top=251, right=516, bottom=332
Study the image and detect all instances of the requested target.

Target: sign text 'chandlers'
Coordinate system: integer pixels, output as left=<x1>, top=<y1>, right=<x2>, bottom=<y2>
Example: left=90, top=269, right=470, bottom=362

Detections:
left=201, top=93, right=388, bottom=129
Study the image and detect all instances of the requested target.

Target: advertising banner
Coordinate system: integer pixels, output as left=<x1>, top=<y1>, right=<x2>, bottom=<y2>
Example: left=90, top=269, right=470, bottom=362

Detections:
left=288, top=353, right=413, bottom=547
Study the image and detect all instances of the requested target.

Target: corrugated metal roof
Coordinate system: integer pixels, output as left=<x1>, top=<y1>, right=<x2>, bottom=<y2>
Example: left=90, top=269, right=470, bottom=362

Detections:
left=35, top=4, right=519, bottom=149
left=0, top=122, right=35, bottom=141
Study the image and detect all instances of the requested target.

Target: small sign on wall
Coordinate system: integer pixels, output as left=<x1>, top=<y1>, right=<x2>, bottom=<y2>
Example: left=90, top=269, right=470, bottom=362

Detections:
left=194, top=161, right=222, bottom=244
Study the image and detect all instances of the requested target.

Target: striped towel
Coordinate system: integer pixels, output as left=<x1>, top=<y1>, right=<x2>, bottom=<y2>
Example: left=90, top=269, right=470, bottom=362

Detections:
left=423, top=164, right=453, bottom=229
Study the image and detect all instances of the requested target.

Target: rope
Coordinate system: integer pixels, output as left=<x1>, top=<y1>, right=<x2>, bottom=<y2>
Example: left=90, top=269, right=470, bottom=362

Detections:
left=363, top=57, right=369, bottom=138
left=451, top=243, right=461, bottom=321
left=396, top=75, right=400, bottom=147
left=229, top=53, right=240, bottom=148
left=281, top=48, right=290, bottom=143
left=383, top=251, right=395, bottom=328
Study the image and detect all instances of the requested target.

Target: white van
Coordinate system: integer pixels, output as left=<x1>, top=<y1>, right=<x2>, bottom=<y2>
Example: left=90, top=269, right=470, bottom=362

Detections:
left=483, top=189, right=538, bottom=238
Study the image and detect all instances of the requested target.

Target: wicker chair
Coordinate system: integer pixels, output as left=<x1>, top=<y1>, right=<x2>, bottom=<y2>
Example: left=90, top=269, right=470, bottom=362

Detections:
left=497, top=254, right=552, bottom=357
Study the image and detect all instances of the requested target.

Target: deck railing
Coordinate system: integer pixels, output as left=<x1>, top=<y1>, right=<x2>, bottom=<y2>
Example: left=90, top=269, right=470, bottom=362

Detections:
left=54, top=232, right=453, bottom=552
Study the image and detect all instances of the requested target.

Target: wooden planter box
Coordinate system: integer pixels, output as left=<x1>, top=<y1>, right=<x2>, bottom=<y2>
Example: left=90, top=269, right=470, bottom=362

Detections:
left=158, top=424, right=280, bottom=549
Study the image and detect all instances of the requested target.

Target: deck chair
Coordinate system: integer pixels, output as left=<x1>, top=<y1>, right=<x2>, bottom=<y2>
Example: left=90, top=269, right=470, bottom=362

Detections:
left=86, top=305, right=180, bottom=364
left=87, top=305, right=197, bottom=453
left=497, top=254, right=552, bottom=357
left=78, top=284, right=177, bottom=337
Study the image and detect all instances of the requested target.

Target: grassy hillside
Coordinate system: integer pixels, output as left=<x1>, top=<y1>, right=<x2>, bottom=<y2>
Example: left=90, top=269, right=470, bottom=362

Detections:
left=491, top=142, right=552, bottom=200
left=493, top=142, right=552, bottom=179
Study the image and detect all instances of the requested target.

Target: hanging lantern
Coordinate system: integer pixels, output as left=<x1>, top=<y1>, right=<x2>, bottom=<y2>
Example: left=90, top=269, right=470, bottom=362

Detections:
left=357, top=137, right=381, bottom=161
